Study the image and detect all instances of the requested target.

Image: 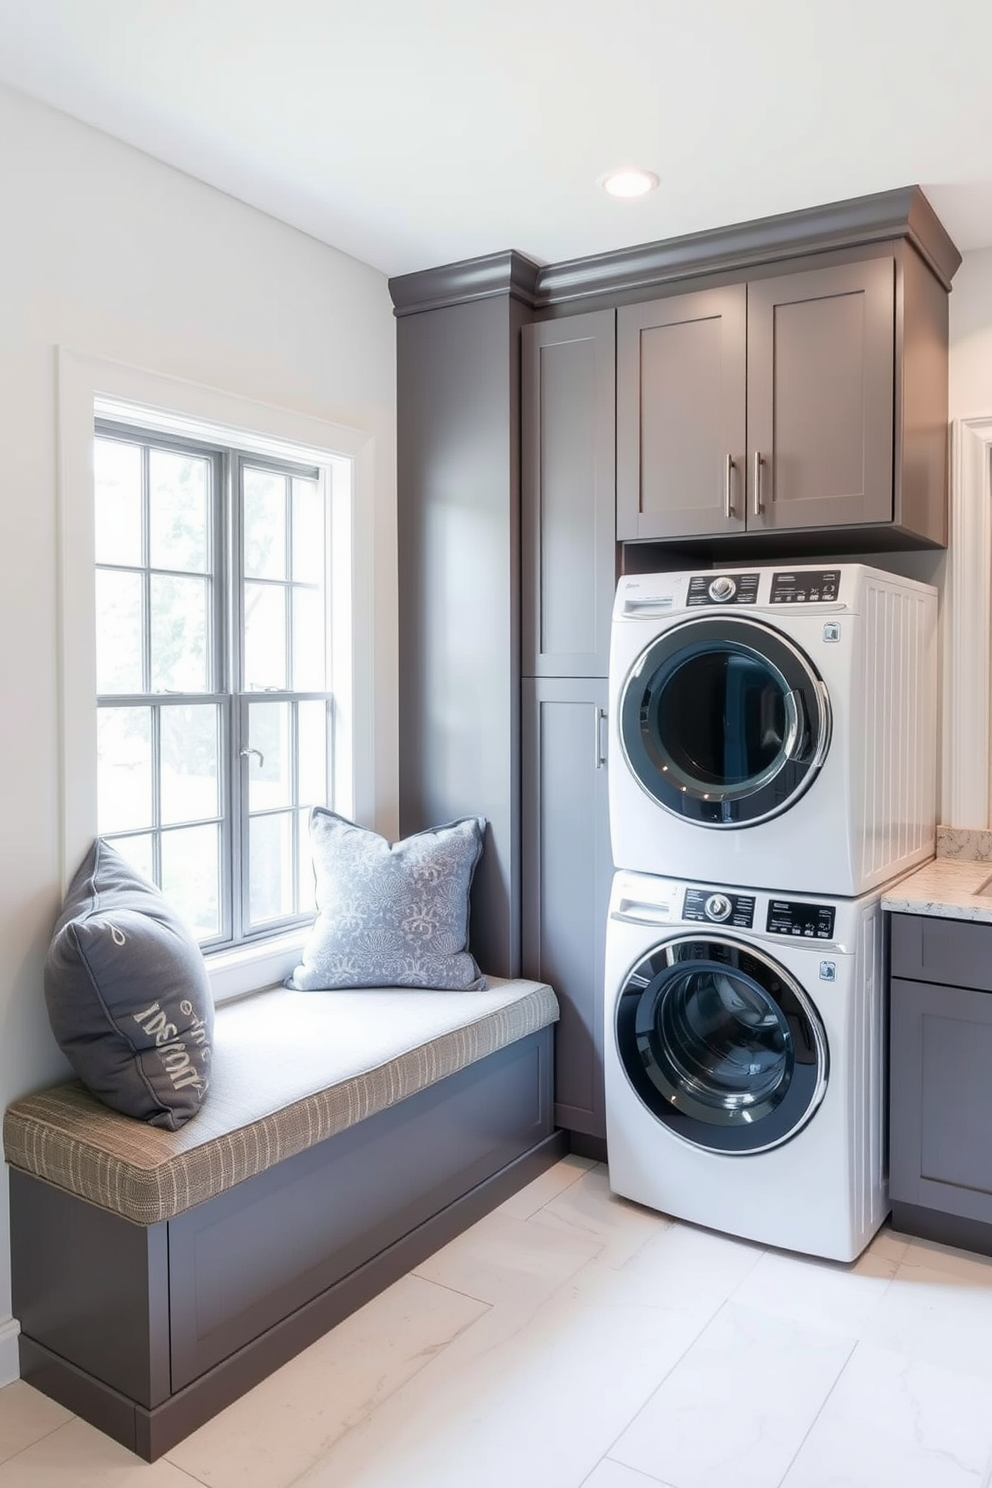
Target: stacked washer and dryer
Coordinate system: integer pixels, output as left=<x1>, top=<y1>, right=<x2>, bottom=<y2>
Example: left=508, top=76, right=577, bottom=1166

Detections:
left=604, top=564, right=938, bottom=1261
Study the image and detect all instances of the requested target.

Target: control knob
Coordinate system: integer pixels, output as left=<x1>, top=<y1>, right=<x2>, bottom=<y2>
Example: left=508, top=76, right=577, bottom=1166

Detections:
left=708, top=575, right=737, bottom=602
left=705, top=893, right=733, bottom=922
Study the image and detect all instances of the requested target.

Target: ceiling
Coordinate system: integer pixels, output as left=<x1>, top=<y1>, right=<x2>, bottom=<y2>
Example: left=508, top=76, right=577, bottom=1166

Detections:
left=2, top=0, right=991, bottom=280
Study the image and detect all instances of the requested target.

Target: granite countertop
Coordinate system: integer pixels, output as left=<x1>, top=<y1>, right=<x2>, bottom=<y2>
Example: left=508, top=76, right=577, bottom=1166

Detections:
left=882, top=827, right=992, bottom=923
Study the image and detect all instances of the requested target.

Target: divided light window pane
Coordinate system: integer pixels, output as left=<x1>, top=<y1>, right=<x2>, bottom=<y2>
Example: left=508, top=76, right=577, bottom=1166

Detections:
left=94, top=426, right=331, bottom=951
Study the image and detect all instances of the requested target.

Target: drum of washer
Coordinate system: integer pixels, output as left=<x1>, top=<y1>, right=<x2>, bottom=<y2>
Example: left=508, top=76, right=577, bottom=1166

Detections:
left=614, top=933, right=829, bottom=1154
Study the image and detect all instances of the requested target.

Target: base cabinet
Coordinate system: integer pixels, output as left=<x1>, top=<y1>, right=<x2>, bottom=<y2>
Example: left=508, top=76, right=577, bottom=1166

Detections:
left=521, top=679, right=612, bottom=1140
left=889, top=913, right=992, bottom=1252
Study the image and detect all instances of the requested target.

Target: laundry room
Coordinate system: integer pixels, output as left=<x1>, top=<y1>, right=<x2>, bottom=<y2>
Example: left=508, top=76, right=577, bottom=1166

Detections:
left=8, top=9, right=992, bottom=1483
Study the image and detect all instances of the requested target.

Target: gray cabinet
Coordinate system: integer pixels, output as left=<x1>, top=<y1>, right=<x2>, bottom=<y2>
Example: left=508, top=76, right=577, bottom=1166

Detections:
left=889, top=913, right=992, bottom=1254
left=520, top=309, right=616, bottom=1147
left=521, top=311, right=616, bottom=677
left=617, top=253, right=945, bottom=548
left=521, top=678, right=612, bottom=1140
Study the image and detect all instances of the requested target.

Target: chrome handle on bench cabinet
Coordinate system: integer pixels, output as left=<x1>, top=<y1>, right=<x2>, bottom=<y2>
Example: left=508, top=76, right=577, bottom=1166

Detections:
left=753, top=451, right=763, bottom=517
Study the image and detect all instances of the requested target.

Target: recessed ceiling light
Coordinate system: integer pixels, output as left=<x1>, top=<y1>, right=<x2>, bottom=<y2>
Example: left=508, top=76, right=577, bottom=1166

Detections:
left=601, top=168, right=660, bottom=199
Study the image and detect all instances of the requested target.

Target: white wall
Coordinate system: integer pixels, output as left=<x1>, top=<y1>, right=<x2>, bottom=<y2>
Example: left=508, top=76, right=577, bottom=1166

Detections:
left=950, top=248, right=992, bottom=420
left=0, top=83, right=397, bottom=1377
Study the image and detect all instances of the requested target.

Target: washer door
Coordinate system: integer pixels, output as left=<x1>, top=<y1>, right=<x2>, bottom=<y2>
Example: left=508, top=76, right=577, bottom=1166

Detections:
left=615, top=934, right=828, bottom=1154
left=618, top=616, right=830, bottom=827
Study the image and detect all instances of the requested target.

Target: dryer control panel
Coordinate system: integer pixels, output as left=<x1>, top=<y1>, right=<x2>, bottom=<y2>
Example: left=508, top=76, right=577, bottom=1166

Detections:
left=683, top=887, right=756, bottom=928
left=766, top=900, right=836, bottom=939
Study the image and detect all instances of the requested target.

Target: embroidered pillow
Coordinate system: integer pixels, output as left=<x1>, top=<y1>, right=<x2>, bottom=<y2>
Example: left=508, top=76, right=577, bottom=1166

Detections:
left=44, top=840, right=214, bottom=1129
left=289, top=810, right=487, bottom=991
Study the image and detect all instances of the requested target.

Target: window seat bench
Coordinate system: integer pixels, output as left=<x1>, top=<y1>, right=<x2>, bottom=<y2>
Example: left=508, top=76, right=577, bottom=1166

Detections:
left=4, top=976, right=562, bottom=1461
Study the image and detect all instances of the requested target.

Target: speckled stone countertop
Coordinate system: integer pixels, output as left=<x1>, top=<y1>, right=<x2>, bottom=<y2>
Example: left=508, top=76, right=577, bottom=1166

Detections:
left=882, top=828, right=992, bottom=922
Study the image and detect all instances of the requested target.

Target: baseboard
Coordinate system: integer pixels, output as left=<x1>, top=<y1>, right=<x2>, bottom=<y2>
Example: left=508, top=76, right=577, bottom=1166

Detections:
left=0, top=1317, right=19, bottom=1388
left=890, top=1200, right=992, bottom=1259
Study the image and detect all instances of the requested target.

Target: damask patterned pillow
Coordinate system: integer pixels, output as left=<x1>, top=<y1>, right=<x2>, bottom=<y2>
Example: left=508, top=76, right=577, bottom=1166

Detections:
left=288, top=810, right=488, bottom=991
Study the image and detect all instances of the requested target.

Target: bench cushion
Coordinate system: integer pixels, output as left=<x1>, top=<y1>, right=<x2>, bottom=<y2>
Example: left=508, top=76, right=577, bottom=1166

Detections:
left=4, top=978, right=558, bottom=1226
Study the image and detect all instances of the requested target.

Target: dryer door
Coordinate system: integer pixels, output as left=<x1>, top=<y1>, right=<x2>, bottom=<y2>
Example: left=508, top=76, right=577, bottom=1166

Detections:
left=618, top=616, right=830, bottom=827
left=615, top=934, right=828, bottom=1154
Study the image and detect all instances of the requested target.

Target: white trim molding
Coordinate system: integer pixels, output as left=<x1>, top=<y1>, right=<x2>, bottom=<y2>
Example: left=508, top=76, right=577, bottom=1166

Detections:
left=943, top=416, right=992, bottom=828
left=0, top=1316, right=19, bottom=1388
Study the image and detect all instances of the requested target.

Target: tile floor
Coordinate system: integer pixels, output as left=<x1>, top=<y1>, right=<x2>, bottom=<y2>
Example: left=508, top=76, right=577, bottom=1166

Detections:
left=3, top=1156, right=992, bottom=1487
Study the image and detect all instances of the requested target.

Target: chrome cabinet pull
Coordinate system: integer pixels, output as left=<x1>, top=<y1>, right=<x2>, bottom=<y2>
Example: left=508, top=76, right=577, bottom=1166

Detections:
left=594, top=707, right=607, bottom=770
left=753, top=451, right=763, bottom=516
left=725, top=453, right=735, bottom=518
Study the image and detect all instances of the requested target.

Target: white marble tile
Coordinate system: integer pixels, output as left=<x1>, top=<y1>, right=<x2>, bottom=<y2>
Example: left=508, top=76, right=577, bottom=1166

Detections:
left=0, top=1418, right=196, bottom=1486
left=413, top=1206, right=603, bottom=1307
left=495, top=1153, right=597, bottom=1220
left=294, top=1226, right=734, bottom=1488
left=596, top=1213, right=766, bottom=1315
left=861, top=1237, right=992, bottom=1381
left=781, top=1342, right=992, bottom=1488
left=610, top=1301, right=854, bottom=1488
left=0, top=1383, right=73, bottom=1466
left=528, top=1164, right=672, bottom=1267
left=730, top=1226, right=901, bottom=1338
left=165, top=1272, right=488, bottom=1488
left=583, top=1460, right=674, bottom=1487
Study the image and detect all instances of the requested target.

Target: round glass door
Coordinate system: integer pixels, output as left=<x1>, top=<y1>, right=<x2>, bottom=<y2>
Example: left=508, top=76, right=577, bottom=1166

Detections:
left=615, top=935, right=828, bottom=1154
left=618, top=616, right=830, bottom=827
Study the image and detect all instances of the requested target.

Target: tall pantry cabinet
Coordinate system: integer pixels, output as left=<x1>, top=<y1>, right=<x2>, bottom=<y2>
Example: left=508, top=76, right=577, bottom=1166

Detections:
left=520, top=311, right=616, bottom=1149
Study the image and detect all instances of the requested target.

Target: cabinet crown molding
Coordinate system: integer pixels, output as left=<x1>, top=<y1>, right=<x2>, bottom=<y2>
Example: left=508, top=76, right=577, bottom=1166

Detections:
left=388, top=186, right=961, bottom=317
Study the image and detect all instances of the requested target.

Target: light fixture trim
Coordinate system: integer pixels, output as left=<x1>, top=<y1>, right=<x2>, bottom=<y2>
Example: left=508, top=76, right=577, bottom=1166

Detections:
left=601, top=167, right=660, bottom=200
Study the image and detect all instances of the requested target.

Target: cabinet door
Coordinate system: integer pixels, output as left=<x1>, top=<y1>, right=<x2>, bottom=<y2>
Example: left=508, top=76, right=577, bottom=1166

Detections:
left=617, top=286, right=746, bottom=541
left=747, top=258, right=895, bottom=532
left=890, top=975, right=992, bottom=1225
left=521, top=312, right=616, bottom=677
left=521, top=678, right=612, bottom=1138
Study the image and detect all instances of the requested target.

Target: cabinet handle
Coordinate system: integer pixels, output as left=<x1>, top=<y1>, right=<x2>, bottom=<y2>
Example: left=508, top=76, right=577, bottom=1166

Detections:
left=725, top=454, right=735, bottom=519
left=594, top=707, right=607, bottom=770
left=752, top=451, right=763, bottom=517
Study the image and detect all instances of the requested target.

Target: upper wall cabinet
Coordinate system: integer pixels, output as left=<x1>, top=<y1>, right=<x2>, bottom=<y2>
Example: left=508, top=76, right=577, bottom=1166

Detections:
left=616, top=246, right=948, bottom=551
left=522, top=310, right=616, bottom=677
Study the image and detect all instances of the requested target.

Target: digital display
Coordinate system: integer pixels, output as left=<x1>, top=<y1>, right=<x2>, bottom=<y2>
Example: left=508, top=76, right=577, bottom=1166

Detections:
left=766, top=900, right=836, bottom=940
left=769, top=570, right=840, bottom=604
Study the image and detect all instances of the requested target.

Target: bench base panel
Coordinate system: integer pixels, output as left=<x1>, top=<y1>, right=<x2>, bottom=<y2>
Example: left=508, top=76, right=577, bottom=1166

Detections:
left=14, top=1027, right=563, bottom=1460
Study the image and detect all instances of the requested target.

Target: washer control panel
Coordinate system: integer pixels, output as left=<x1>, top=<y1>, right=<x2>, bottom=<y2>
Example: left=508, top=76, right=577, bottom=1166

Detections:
left=683, top=887, right=756, bottom=928
left=766, top=899, right=836, bottom=940
left=769, top=569, right=840, bottom=604
left=686, top=573, right=759, bottom=606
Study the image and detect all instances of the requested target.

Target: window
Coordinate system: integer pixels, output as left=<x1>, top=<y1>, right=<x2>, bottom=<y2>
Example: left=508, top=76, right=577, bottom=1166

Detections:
left=94, top=420, right=333, bottom=950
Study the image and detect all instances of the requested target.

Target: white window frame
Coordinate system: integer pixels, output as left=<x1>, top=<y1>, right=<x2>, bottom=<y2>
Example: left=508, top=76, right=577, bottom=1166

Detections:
left=58, top=348, right=379, bottom=1000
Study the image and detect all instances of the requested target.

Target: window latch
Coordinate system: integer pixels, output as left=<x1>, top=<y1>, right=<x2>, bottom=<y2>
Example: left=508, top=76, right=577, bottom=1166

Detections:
left=239, top=747, right=264, bottom=767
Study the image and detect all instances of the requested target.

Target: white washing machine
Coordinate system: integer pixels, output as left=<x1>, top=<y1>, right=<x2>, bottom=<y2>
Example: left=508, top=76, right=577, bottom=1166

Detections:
left=604, top=869, right=887, bottom=1261
left=608, top=563, right=937, bottom=896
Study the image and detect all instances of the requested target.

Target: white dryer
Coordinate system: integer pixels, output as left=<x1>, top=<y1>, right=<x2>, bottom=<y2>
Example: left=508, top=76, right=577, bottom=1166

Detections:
left=608, top=563, right=937, bottom=896
left=604, top=869, right=886, bottom=1261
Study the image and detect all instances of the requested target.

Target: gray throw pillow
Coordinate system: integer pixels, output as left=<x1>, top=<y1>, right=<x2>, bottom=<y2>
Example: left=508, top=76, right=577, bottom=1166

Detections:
left=44, top=840, right=214, bottom=1130
left=288, top=810, right=487, bottom=991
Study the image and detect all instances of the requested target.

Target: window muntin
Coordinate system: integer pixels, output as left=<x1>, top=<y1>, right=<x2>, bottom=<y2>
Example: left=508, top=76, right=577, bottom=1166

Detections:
left=94, top=423, right=332, bottom=948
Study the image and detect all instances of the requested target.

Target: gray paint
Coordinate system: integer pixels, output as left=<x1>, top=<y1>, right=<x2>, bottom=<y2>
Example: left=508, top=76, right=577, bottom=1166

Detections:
left=521, top=678, right=612, bottom=1138
left=617, top=286, right=747, bottom=540
left=388, top=187, right=960, bottom=318
left=521, top=310, right=616, bottom=677
left=396, top=293, right=527, bottom=977
left=889, top=915, right=992, bottom=1246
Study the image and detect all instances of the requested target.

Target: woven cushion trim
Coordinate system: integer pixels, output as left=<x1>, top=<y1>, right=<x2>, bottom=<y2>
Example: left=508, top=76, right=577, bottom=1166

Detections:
left=4, top=979, right=558, bottom=1225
